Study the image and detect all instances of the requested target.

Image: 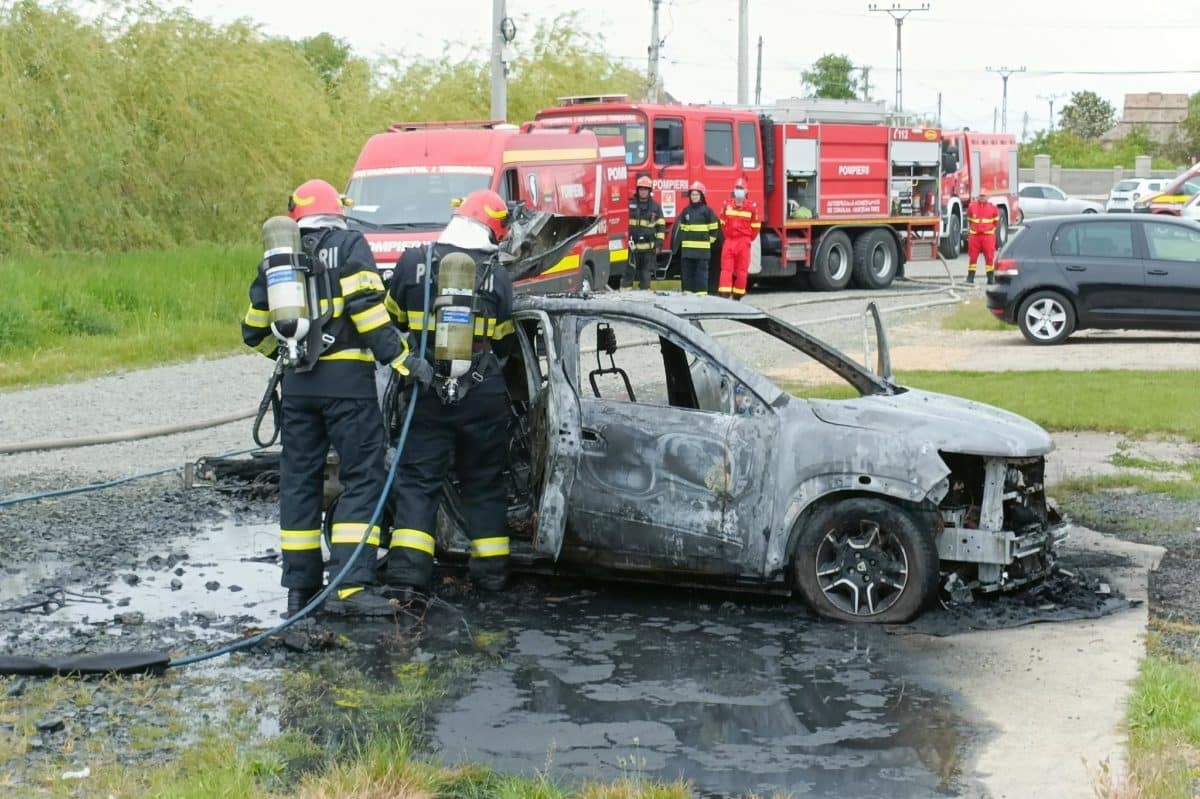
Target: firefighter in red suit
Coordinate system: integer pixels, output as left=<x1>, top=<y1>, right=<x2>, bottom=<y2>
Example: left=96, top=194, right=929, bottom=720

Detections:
left=718, top=178, right=761, bottom=300
left=966, top=190, right=1000, bottom=285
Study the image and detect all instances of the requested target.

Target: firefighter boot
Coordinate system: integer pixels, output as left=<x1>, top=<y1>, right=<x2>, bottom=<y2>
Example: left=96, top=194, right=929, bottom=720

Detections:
left=986, top=271, right=995, bottom=286
left=285, top=587, right=319, bottom=619
left=322, top=586, right=397, bottom=616
left=966, top=271, right=976, bottom=284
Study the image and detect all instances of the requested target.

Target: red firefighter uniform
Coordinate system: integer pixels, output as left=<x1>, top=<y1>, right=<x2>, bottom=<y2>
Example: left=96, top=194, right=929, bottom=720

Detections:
left=966, top=195, right=1000, bottom=283
left=718, top=179, right=761, bottom=299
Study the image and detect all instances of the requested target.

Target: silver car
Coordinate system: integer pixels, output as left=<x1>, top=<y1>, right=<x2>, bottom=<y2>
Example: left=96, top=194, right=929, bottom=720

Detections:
left=429, top=293, right=1066, bottom=623
left=1017, top=183, right=1103, bottom=221
left=1107, top=177, right=1173, bottom=212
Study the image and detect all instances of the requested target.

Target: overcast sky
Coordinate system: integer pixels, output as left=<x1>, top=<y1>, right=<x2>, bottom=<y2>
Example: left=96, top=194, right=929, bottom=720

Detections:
left=168, top=0, right=1200, bottom=136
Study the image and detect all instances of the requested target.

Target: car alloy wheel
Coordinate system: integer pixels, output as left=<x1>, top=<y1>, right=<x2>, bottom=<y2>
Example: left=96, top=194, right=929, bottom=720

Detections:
left=1023, top=297, right=1068, bottom=341
left=814, top=518, right=909, bottom=617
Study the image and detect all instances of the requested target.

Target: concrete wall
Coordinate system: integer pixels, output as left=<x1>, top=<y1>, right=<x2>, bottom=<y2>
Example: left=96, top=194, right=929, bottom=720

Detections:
left=1020, top=155, right=1185, bottom=199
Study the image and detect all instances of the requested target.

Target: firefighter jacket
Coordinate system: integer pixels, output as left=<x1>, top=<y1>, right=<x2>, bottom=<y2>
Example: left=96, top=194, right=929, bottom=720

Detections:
left=967, top=200, right=1000, bottom=237
left=628, top=196, right=665, bottom=252
left=720, top=198, right=762, bottom=242
left=385, top=242, right=515, bottom=366
left=241, top=227, right=405, bottom=400
left=672, top=201, right=720, bottom=256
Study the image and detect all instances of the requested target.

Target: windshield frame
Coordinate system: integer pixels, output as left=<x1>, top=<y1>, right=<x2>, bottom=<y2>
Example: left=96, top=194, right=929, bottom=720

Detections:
left=344, top=166, right=494, bottom=229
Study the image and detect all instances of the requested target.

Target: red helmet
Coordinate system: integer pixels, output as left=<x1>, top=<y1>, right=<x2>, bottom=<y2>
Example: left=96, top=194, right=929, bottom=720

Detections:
left=636, top=175, right=653, bottom=190
left=733, top=177, right=748, bottom=191
left=689, top=180, right=707, bottom=195
left=455, top=189, right=510, bottom=243
left=288, top=179, right=347, bottom=221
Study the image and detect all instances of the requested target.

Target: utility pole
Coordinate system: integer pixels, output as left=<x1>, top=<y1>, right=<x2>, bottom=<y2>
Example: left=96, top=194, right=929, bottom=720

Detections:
left=1037, top=92, right=1065, bottom=131
left=993, top=106, right=998, bottom=133
left=490, top=0, right=509, bottom=121
left=648, top=0, right=662, bottom=103
left=986, top=65, right=1026, bottom=133
left=936, top=91, right=942, bottom=127
left=868, top=2, right=930, bottom=113
left=857, top=66, right=872, bottom=101
left=754, top=35, right=763, bottom=105
left=737, top=0, right=750, bottom=104
left=1021, top=110, right=1030, bottom=142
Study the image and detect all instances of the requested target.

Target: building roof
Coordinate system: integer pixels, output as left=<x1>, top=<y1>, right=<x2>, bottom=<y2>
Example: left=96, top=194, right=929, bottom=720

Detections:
left=1101, top=92, right=1189, bottom=143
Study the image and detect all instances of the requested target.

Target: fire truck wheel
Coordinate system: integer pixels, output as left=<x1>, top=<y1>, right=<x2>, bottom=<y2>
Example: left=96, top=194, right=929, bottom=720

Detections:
left=938, top=213, right=962, bottom=259
left=851, top=230, right=899, bottom=290
left=994, top=208, right=1009, bottom=249
left=810, top=231, right=853, bottom=291
left=580, top=263, right=595, bottom=294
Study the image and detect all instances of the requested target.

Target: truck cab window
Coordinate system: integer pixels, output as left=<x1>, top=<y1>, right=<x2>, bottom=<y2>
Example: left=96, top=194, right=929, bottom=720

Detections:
left=704, top=121, right=735, bottom=167
left=654, top=118, right=685, bottom=167
left=738, top=121, right=759, bottom=169
left=499, top=168, right=520, bottom=204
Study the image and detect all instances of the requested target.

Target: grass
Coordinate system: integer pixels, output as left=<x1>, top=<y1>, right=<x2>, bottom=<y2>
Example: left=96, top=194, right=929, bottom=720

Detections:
left=0, top=245, right=255, bottom=388
left=1117, top=642, right=1200, bottom=799
left=939, top=298, right=1010, bottom=332
left=786, top=370, right=1200, bottom=441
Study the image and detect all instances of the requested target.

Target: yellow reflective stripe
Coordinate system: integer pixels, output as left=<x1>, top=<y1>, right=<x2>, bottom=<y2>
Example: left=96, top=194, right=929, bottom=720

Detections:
left=351, top=303, right=390, bottom=333
left=630, top=219, right=658, bottom=228
left=681, top=240, right=711, bottom=249
left=679, top=223, right=711, bottom=232
left=406, top=310, right=436, bottom=331
left=492, top=319, right=515, bottom=340
left=750, top=222, right=762, bottom=229
left=337, top=586, right=364, bottom=600
left=319, top=348, right=374, bottom=363
left=611, top=249, right=628, bottom=263
left=707, top=221, right=719, bottom=229
left=244, top=306, right=270, bottom=328
left=470, top=536, right=510, bottom=558
left=254, top=337, right=279, bottom=357
left=390, top=529, right=435, bottom=555
left=385, top=293, right=407, bottom=324
left=725, top=208, right=752, bottom=217
left=340, top=270, right=385, bottom=297
left=473, top=317, right=491, bottom=337
left=317, top=297, right=345, bottom=317
left=280, top=529, right=321, bottom=551
left=330, top=523, right=381, bottom=546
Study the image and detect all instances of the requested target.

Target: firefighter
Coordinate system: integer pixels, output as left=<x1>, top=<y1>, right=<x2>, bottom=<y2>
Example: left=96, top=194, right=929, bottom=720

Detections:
left=718, top=177, right=761, bottom=300
left=242, top=179, right=421, bottom=617
left=382, top=189, right=515, bottom=596
left=623, top=174, right=665, bottom=290
left=965, top=189, right=1000, bottom=285
left=670, top=181, right=720, bottom=294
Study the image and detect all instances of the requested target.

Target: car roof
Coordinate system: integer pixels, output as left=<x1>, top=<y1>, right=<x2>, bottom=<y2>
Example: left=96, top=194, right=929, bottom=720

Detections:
left=1021, top=213, right=1197, bottom=228
left=515, top=290, right=768, bottom=320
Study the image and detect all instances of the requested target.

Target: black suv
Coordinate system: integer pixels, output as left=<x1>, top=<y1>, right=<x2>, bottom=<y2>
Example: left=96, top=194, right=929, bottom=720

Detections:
left=985, top=214, right=1200, bottom=344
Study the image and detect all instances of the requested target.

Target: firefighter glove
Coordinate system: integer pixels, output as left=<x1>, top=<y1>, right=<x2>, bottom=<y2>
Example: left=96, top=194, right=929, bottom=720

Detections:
left=394, top=353, right=434, bottom=387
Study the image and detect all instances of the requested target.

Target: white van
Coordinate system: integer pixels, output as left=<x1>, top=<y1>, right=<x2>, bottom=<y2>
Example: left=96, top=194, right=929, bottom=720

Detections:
left=1106, top=177, right=1173, bottom=212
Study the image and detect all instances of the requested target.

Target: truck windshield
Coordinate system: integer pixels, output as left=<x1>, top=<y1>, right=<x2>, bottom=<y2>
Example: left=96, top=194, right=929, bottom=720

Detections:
left=576, top=122, right=649, bottom=166
left=344, top=170, right=493, bottom=230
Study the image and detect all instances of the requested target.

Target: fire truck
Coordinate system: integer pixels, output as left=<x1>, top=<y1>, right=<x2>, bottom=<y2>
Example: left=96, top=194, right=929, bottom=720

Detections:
left=936, top=130, right=1021, bottom=258
left=343, top=121, right=628, bottom=293
left=1134, top=162, right=1200, bottom=215
left=535, top=96, right=948, bottom=290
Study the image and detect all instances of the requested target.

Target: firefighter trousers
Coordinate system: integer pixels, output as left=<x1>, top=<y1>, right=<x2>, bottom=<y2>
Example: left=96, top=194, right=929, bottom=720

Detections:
left=386, top=376, right=510, bottom=591
left=279, top=394, right=386, bottom=592
left=967, top=234, right=996, bottom=274
left=623, top=250, right=655, bottom=290
left=719, top=238, right=752, bottom=297
left=680, top=257, right=710, bottom=294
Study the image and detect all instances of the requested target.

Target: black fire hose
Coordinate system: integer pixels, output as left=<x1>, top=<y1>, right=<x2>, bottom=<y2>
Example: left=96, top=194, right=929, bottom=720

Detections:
left=252, top=360, right=284, bottom=448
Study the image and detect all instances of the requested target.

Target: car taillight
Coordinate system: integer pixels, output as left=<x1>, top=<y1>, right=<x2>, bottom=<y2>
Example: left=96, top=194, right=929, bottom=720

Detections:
left=995, top=258, right=1019, bottom=276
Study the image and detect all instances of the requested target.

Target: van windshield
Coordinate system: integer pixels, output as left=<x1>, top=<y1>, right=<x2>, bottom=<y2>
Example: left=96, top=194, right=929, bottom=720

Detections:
left=575, top=122, right=648, bottom=166
left=344, top=169, right=493, bottom=230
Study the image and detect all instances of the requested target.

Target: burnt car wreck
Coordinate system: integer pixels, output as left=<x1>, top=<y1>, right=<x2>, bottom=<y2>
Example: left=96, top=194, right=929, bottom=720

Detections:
left=426, top=291, right=1067, bottom=623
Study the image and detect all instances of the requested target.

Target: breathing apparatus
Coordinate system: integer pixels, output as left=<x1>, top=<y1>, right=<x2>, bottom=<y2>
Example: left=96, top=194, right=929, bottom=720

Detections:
left=260, top=216, right=336, bottom=371
left=430, top=251, right=496, bottom=406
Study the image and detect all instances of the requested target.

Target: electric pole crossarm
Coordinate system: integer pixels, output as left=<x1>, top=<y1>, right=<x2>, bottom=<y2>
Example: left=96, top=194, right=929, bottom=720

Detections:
left=867, top=2, right=929, bottom=114
left=986, top=65, right=1026, bottom=133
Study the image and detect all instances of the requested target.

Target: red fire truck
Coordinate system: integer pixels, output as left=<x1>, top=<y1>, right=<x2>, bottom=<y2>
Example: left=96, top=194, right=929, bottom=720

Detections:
left=535, top=96, right=947, bottom=290
left=936, top=130, right=1020, bottom=258
left=343, top=121, right=628, bottom=293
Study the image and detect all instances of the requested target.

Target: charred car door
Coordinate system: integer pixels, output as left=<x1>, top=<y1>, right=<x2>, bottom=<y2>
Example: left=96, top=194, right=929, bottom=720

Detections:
left=562, top=315, right=776, bottom=577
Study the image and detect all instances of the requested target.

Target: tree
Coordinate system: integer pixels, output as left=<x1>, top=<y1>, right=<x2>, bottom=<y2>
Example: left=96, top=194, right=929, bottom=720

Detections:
left=1059, top=90, right=1116, bottom=140
left=1163, top=91, right=1200, bottom=164
left=802, top=53, right=858, bottom=100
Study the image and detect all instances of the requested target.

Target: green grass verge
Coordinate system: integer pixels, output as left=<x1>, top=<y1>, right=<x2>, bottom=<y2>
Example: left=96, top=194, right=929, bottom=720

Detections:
left=1122, top=642, right=1200, bottom=799
left=939, top=299, right=1010, bottom=332
left=786, top=370, right=1200, bottom=441
left=0, top=245, right=255, bottom=389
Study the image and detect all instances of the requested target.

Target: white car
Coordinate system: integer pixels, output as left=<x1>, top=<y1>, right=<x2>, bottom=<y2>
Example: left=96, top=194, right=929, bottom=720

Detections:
left=1182, top=192, right=1200, bottom=221
left=1106, top=177, right=1173, bottom=212
left=1016, top=183, right=1104, bottom=222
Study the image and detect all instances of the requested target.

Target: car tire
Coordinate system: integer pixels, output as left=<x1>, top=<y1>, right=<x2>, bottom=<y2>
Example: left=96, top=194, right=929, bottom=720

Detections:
left=1015, top=209, right=1025, bottom=225
left=793, top=497, right=938, bottom=624
left=809, top=231, right=853, bottom=291
left=1082, top=208, right=1097, bottom=214
left=938, top=212, right=961, bottom=259
left=1017, top=290, right=1076, bottom=345
left=580, top=263, right=594, bottom=294
left=851, top=230, right=900, bottom=290
left=994, top=207, right=1009, bottom=249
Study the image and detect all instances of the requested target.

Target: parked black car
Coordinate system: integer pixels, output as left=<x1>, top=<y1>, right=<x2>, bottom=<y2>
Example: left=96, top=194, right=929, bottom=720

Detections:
left=985, top=214, right=1200, bottom=344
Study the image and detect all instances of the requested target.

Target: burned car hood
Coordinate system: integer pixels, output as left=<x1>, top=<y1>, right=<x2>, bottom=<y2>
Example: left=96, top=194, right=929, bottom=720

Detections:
left=805, top=388, right=1053, bottom=457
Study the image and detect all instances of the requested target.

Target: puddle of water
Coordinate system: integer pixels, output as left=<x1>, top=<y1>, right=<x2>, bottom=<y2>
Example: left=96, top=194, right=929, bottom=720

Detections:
left=419, top=587, right=968, bottom=798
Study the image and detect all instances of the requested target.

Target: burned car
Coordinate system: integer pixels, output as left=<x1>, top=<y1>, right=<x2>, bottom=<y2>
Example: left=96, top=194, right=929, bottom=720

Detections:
left=429, top=291, right=1066, bottom=623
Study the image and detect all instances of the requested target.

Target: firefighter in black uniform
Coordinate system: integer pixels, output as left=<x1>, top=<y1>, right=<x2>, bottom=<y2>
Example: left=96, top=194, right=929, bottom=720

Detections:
left=670, top=181, right=721, bottom=294
left=242, top=178, right=424, bottom=617
left=383, top=189, right=515, bottom=595
left=623, top=174, right=665, bottom=290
